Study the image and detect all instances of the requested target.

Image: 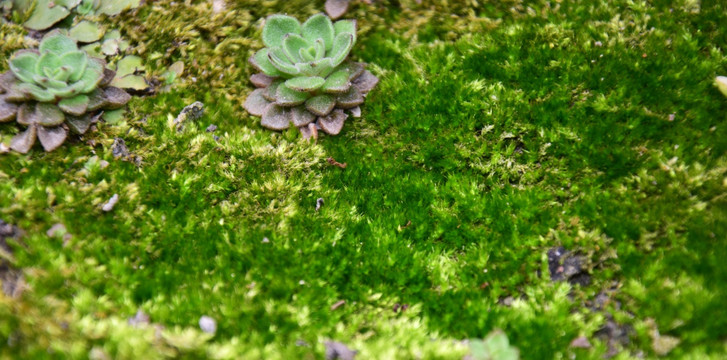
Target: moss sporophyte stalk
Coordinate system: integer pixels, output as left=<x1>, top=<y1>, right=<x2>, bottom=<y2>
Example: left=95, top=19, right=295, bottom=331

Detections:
left=243, top=13, right=378, bottom=140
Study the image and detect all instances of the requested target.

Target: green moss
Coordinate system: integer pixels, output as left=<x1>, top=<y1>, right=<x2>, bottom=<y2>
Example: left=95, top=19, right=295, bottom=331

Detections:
left=2, top=0, right=727, bottom=358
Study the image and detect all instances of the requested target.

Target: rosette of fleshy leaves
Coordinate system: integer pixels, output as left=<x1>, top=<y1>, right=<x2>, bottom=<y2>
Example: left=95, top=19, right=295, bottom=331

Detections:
left=6, top=0, right=140, bottom=30
left=243, top=13, right=378, bottom=139
left=0, top=31, right=131, bottom=153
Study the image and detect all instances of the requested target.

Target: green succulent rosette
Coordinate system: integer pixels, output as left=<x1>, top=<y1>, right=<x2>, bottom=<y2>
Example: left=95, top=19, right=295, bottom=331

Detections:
left=243, top=13, right=378, bottom=139
left=0, top=31, right=131, bottom=153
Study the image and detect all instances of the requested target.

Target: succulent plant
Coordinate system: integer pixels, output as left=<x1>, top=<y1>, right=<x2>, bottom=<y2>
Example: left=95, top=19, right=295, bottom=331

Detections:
left=9, top=0, right=140, bottom=30
left=243, top=13, right=378, bottom=139
left=0, top=31, right=131, bottom=153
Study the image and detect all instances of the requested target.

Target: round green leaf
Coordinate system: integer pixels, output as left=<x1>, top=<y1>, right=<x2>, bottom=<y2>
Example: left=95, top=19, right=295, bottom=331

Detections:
left=9, top=51, right=40, bottom=84
left=276, top=84, right=310, bottom=106
left=302, top=14, right=335, bottom=51
left=69, top=21, right=104, bottom=43
left=58, top=94, right=90, bottom=116
left=250, top=49, right=283, bottom=77
left=268, top=49, right=300, bottom=76
left=321, top=70, right=350, bottom=94
left=282, top=34, right=311, bottom=63
left=34, top=103, right=65, bottom=126
left=305, top=94, right=336, bottom=116
left=262, top=15, right=302, bottom=48
left=328, top=33, right=354, bottom=68
left=39, top=32, right=78, bottom=54
left=24, top=0, right=70, bottom=31
left=284, top=76, right=325, bottom=92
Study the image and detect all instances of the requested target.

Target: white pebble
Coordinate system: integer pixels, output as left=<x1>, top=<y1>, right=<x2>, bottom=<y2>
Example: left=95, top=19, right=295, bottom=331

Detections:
left=199, top=316, right=217, bottom=334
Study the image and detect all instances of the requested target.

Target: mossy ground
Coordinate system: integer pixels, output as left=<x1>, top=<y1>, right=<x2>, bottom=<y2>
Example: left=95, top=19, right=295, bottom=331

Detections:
left=1, top=0, right=727, bottom=358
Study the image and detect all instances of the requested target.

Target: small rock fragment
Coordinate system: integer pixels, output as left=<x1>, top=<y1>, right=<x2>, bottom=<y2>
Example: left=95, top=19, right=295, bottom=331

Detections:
left=199, top=315, right=217, bottom=334
left=570, top=336, right=592, bottom=349
left=325, top=340, right=357, bottom=360
left=174, top=101, right=204, bottom=130
left=112, top=137, right=130, bottom=158
left=262, top=237, right=270, bottom=243
left=102, top=194, right=119, bottom=212
left=331, top=300, right=346, bottom=310
left=128, top=309, right=150, bottom=327
left=206, top=124, right=218, bottom=133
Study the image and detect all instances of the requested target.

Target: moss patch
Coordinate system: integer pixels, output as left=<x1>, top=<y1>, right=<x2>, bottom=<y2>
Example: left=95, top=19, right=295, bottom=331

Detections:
left=2, top=0, right=727, bottom=358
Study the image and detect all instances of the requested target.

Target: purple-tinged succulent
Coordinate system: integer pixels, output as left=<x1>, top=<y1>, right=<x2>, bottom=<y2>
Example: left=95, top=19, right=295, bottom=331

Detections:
left=0, top=31, right=131, bottom=153
left=243, top=13, right=378, bottom=140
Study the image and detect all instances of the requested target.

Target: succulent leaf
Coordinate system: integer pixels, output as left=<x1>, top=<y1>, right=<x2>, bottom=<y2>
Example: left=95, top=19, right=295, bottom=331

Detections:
left=24, top=0, right=70, bottom=31
left=37, top=125, right=68, bottom=152
left=10, top=124, right=37, bottom=154
left=39, top=32, right=78, bottom=54
left=321, top=70, right=351, bottom=94
left=58, top=94, right=90, bottom=115
left=302, top=14, right=335, bottom=52
left=110, top=75, right=148, bottom=91
left=325, top=0, right=349, bottom=20
left=318, top=109, right=347, bottom=135
left=276, top=84, right=310, bottom=106
left=103, top=87, right=131, bottom=109
left=305, top=94, right=336, bottom=116
left=250, top=73, right=275, bottom=88
left=61, top=51, right=89, bottom=81
left=16, top=104, right=36, bottom=126
left=66, top=114, right=94, bottom=134
left=268, top=50, right=300, bottom=76
left=115, top=56, right=143, bottom=78
left=329, top=33, right=354, bottom=68
left=291, top=106, right=316, bottom=127
left=336, top=61, right=365, bottom=80
left=86, top=89, right=109, bottom=111
left=15, top=83, right=55, bottom=102
left=299, top=48, right=316, bottom=62
left=296, top=58, right=335, bottom=78
left=95, top=0, right=141, bottom=16
left=79, top=59, right=105, bottom=93
left=36, top=52, right=64, bottom=77
left=263, top=80, right=284, bottom=102
left=282, top=34, right=311, bottom=63
left=284, top=76, right=325, bottom=92
left=33, top=74, right=67, bottom=89
left=243, top=89, right=271, bottom=117
left=352, top=70, right=379, bottom=94
left=336, top=86, right=364, bottom=108
left=314, top=39, right=326, bottom=60
left=263, top=15, right=302, bottom=48
left=34, top=103, right=66, bottom=126
left=69, top=20, right=104, bottom=43
left=9, top=51, right=39, bottom=84
left=261, top=104, right=291, bottom=130
left=333, top=19, right=357, bottom=43
left=250, top=49, right=284, bottom=77
left=0, top=95, right=18, bottom=123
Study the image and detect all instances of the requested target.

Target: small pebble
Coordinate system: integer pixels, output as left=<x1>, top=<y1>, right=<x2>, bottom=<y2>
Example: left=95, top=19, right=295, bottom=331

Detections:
left=102, top=194, right=119, bottom=212
left=206, top=124, right=218, bottom=133
left=262, top=237, right=270, bottom=243
left=199, top=316, right=217, bottom=334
